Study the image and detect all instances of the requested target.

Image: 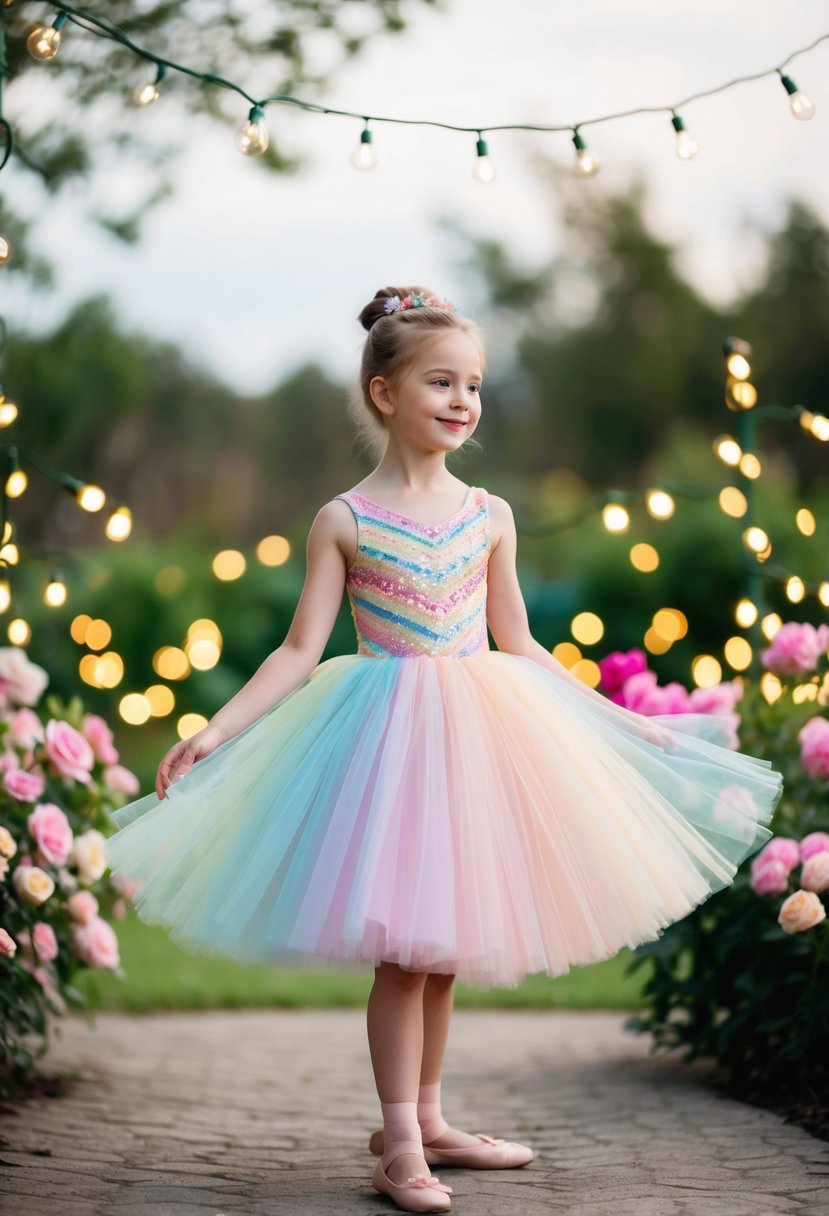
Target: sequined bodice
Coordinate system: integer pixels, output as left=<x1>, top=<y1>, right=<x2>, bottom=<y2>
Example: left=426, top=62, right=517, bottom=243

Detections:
left=335, top=486, right=491, bottom=658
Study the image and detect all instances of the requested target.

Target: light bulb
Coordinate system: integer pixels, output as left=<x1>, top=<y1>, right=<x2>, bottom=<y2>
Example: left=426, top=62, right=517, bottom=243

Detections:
left=473, top=136, right=495, bottom=183
left=235, top=107, right=269, bottom=156
left=133, top=81, right=160, bottom=107
left=671, top=114, right=698, bottom=160
left=351, top=127, right=377, bottom=170
left=572, top=130, right=600, bottom=177
left=779, top=73, right=815, bottom=121
left=27, top=24, right=61, bottom=60
left=0, top=236, right=10, bottom=266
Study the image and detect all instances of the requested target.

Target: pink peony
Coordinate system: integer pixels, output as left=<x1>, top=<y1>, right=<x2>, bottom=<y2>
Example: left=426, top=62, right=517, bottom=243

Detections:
left=800, top=831, right=829, bottom=861
left=801, top=851, right=829, bottom=894
left=28, top=802, right=74, bottom=867
left=43, top=719, right=95, bottom=785
left=761, top=621, right=829, bottom=678
left=753, top=836, right=801, bottom=874
left=0, top=927, right=17, bottom=957
left=620, top=671, right=693, bottom=715
left=3, top=767, right=46, bottom=802
left=778, top=889, right=827, bottom=933
left=688, top=680, right=744, bottom=714
left=66, top=889, right=99, bottom=924
left=82, top=713, right=120, bottom=766
left=32, top=921, right=59, bottom=963
left=6, top=706, right=45, bottom=751
left=798, top=716, right=829, bottom=780
left=751, top=859, right=790, bottom=895
left=599, top=649, right=648, bottom=694
left=0, top=648, right=49, bottom=707
left=72, top=915, right=120, bottom=969
left=0, top=748, right=20, bottom=773
left=102, top=764, right=140, bottom=796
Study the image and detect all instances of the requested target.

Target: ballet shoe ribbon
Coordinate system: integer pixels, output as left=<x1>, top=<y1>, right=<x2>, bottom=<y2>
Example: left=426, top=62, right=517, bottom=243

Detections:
left=475, top=1134, right=506, bottom=1146
left=406, top=1174, right=454, bottom=1193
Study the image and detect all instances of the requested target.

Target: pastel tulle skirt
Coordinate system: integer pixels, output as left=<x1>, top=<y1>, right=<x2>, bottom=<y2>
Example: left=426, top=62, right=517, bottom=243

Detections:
left=105, top=652, right=784, bottom=989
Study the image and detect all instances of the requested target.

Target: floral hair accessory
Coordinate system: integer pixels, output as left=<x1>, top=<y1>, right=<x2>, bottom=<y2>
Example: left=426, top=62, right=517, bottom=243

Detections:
left=384, top=293, right=458, bottom=315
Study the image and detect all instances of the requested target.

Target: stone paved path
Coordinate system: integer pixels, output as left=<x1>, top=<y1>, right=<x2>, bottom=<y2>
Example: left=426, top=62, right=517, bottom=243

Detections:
left=1, top=1009, right=828, bottom=1216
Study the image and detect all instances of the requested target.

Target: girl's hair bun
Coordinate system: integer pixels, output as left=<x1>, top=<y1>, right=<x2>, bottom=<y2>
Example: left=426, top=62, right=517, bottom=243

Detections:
left=357, top=286, right=436, bottom=332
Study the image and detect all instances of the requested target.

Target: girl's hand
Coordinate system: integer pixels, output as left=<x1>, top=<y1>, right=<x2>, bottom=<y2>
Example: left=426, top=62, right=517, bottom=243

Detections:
left=156, top=724, right=225, bottom=800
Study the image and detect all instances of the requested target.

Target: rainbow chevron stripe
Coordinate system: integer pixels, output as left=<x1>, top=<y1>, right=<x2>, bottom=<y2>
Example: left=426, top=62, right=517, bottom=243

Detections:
left=335, top=486, right=491, bottom=658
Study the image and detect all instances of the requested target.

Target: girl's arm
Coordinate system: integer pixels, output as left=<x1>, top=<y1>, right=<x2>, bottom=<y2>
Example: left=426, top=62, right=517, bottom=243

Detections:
left=485, top=494, right=674, bottom=749
left=156, top=499, right=354, bottom=798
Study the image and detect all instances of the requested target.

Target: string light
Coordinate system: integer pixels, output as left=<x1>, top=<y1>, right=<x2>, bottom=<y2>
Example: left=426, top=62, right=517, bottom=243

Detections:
left=0, top=237, right=10, bottom=265
left=473, top=135, right=495, bottom=183
left=132, top=64, right=165, bottom=108
left=351, top=121, right=377, bottom=170
left=234, top=104, right=269, bottom=156
left=670, top=112, right=698, bottom=160
left=778, top=71, right=815, bottom=120
left=10, top=4, right=824, bottom=178
left=572, top=128, right=600, bottom=177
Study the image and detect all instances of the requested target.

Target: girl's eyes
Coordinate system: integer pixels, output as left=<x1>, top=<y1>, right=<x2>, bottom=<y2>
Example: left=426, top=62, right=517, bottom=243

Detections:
left=433, top=378, right=480, bottom=393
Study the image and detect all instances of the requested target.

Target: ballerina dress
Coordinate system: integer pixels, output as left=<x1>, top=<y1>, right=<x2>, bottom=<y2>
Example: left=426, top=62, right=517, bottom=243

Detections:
left=105, top=484, right=784, bottom=989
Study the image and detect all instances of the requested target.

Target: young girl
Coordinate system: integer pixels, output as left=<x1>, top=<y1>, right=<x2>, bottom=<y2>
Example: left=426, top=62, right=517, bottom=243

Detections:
left=105, top=285, right=784, bottom=1214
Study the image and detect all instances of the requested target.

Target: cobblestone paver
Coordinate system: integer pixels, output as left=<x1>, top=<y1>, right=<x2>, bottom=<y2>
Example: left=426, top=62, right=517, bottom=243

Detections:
left=1, top=1009, right=828, bottom=1216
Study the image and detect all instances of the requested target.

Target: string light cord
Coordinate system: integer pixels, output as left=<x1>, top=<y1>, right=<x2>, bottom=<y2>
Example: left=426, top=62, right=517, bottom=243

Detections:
left=3, top=1, right=826, bottom=174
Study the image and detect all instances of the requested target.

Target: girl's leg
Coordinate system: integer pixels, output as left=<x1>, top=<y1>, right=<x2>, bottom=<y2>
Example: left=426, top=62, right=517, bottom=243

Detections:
left=419, top=972, right=489, bottom=1150
left=367, top=961, right=432, bottom=1185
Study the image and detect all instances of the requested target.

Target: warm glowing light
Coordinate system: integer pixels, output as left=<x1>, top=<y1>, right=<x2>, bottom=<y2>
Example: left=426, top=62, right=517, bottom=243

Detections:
left=120, top=693, right=152, bottom=725
left=729, top=380, right=757, bottom=410
left=213, top=549, right=246, bottom=580
left=44, top=577, right=67, bottom=607
left=81, top=651, right=125, bottom=689
left=811, top=414, right=829, bottom=441
left=652, top=608, right=688, bottom=642
left=718, top=486, right=747, bottom=517
left=644, top=627, right=672, bottom=655
left=692, top=655, right=722, bottom=687
left=77, top=484, right=106, bottom=511
left=602, top=504, right=629, bottom=532
left=187, top=639, right=221, bottom=671
left=27, top=24, right=61, bottom=60
left=0, top=396, right=18, bottom=426
left=645, top=489, right=675, bottom=519
left=178, top=712, right=209, bottom=739
left=713, top=436, right=742, bottom=465
left=256, top=534, right=292, bottom=566
left=84, top=618, right=112, bottom=650
left=153, top=645, right=191, bottom=680
left=724, top=636, right=752, bottom=670
left=738, top=453, right=761, bottom=479
left=0, top=542, right=18, bottom=565
left=792, top=682, right=819, bottom=704
left=630, top=542, right=659, bottom=572
left=571, top=611, right=604, bottom=645
left=70, top=614, right=93, bottom=644
left=743, top=526, right=769, bottom=553
left=552, top=642, right=581, bottom=668
left=760, top=613, right=782, bottom=641
left=796, top=508, right=816, bottom=536
left=0, top=580, right=10, bottom=613
left=726, top=352, right=751, bottom=379
left=144, top=685, right=175, bottom=716
left=819, top=582, right=829, bottom=608
left=735, top=598, right=758, bottom=628
left=785, top=576, right=805, bottom=603
left=6, top=469, right=27, bottom=497
left=7, top=618, right=31, bottom=645
left=570, top=658, right=602, bottom=687
left=106, top=506, right=132, bottom=541
left=760, top=672, right=783, bottom=704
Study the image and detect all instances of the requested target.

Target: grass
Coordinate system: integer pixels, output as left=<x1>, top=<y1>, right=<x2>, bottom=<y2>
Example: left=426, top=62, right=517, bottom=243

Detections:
left=74, top=907, right=653, bottom=1012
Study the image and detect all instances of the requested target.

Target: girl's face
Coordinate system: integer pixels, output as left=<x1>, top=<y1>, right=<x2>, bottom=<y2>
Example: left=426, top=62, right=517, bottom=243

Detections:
left=371, top=329, right=484, bottom=452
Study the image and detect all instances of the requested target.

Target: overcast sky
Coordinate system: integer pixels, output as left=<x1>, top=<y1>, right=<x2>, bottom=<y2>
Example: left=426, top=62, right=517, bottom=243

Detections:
left=4, top=0, right=829, bottom=393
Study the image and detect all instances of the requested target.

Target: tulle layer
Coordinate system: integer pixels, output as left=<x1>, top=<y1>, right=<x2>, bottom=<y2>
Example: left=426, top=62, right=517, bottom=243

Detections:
left=105, top=652, right=783, bottom=989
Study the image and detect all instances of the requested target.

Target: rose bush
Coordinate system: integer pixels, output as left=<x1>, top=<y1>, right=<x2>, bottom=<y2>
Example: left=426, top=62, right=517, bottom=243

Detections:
left=606, top=624, right=829, bottom=1129
left=0, top=648, right=142, bottom=1098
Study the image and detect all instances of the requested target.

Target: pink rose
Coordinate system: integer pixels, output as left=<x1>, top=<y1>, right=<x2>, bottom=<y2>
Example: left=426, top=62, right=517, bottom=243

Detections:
left=102, top=764, right=140, bottom=796
left=72, top=915, right=120, bottom=969
left=0, top=748, right=20, bottom=773
left=18, top=958, right=67, bottom=1013
left=112, top=898, right=127, bottom=920
left=32, top=921, right=59, bottom=963
left=761, top=621, right=829, bottom=677
left=82, top=713, right=120, bottom=765
left=0, top=927, right=17, bottom=957
left=66, top=889, right=99, bottom=924
left=43, top=719, right=95, bottom=785
left=801, top=851, right=829, bottom=894
left=751, top=859, right=789, bottom=895
left=688, top=680, right=744, bottom=714
left=778, top=889, right=827, bottom=933
left=3, top=767, right=46, bottom=802
left=110, top=873, right=142, bottom=901
left=798, top=717, right=829, bottom=780
left=599, top=649, right=648, bottom=694
left=800, top=831, right=829, bottom=861
left=6, top=707, right=45, bottom=751
left=0, top=648, right=49, bottom=707
left=753, top=836, right=801, bottom=873
left=28, top=802, right=74, bottom=867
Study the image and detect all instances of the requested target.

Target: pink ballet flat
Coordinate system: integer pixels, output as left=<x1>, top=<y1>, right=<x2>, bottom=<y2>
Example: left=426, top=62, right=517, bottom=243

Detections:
left=369, top=1128, right=534, bottom=1170
left=372, top=1156, right=454, bottom=1212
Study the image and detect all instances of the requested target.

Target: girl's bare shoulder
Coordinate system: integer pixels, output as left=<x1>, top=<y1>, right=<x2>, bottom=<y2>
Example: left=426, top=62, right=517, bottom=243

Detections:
left=485, top=492, right=514, bottom=549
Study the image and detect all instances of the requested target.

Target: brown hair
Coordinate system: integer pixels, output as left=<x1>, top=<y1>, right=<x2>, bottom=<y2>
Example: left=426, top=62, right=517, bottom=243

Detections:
left=346, top=285, right=486, bottom=464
